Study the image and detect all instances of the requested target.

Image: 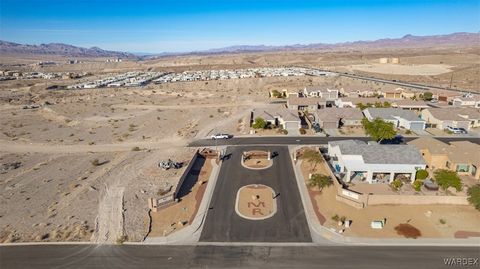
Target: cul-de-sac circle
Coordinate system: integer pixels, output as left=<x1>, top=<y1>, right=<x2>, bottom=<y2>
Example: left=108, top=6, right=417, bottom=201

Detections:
left=235, top=184, right=277, bottom=220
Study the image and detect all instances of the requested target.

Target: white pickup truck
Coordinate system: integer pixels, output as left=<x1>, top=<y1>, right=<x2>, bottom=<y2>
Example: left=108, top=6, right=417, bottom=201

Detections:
left=211, top=133, right=232, bottom=140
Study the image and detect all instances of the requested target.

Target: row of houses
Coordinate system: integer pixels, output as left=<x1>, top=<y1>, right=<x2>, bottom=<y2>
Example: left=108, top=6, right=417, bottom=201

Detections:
left=0, top=71, right=89, bottom=80
left=153, top=67, right=336, bottom=83
left=323, top=85, right=480, bottom=108
left=67, top=72, right=166, bottom=89
left=282, top=86, right=480, bottom=131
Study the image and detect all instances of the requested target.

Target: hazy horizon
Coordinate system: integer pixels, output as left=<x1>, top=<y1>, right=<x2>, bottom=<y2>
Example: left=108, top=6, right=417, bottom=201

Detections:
left=1, top=0, right=479, bottom=53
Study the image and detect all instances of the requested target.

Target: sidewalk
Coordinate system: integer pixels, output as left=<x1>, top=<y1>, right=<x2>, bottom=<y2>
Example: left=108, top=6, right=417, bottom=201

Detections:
left=288, top=145, right=480, bottom=247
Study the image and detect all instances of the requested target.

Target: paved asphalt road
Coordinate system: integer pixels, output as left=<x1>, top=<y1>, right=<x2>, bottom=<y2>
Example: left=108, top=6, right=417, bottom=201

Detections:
left=1, top=244, right=479, bottom=269
left=189, top=136, right=480, bottom=147
left=200, top=146, right=311, bottom=242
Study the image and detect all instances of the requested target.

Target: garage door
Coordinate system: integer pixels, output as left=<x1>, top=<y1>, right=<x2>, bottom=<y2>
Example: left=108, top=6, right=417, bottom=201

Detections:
left=284, top=122, right=299, bottom=130
left=322, top=121, right=338, bottom=129
left=409, top=122, right=425, bottom=131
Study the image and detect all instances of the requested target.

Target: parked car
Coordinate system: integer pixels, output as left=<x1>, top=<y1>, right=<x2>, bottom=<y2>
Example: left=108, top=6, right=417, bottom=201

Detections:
left=458, top=127, right=468, bottom=134
left=211, top=133, right=232, bottom=140
left=311, top=122, right=322, bottom=133
left=445, top=126, right=464, bottom=134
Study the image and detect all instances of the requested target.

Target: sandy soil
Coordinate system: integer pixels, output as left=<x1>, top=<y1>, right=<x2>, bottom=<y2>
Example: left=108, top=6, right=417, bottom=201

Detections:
left=350, top=63, right=453, bottom=76
left=236, top=184, right=275, bottom=219
left=148, top=157, right=213, bottom=237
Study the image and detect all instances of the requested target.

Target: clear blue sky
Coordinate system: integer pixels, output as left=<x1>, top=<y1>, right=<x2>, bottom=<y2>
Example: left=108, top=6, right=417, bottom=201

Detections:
left=0, top=0, right=478, bottom=53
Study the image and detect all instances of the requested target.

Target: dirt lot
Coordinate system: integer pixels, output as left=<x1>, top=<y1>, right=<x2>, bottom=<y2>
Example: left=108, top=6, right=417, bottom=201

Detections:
left=350, top=63, right=453, bottom=76
left=148, top=156, right=213, bottom=237
left=2, top=75, right=338, bottom=243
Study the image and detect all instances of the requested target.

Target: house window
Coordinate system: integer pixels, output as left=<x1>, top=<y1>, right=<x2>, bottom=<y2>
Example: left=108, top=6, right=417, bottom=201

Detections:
left=456, top=164, right=470, bottom=173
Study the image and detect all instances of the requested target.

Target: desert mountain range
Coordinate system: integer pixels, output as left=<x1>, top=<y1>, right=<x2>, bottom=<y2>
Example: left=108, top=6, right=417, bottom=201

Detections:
left=1, top=32, right=478, bottom=58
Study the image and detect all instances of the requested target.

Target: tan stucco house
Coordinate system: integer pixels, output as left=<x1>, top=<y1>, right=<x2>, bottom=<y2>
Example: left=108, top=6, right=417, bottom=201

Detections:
left=408, top=137, right=480, bottom=180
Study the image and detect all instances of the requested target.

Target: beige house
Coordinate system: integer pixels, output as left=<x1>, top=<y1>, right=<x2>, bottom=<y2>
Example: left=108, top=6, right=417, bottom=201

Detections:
left=379, top=88, right=404, bottom=99
left=421, top=108, right=468, bottom=130
left=286, top=96, right=329, bottom=111
left=408, top=137, right=480, bottom=179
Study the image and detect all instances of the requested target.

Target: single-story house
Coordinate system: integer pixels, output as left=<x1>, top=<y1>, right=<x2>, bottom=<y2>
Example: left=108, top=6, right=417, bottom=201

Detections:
left=363, top=108, right=426, bottom=131
left=420, top=108, right=478, bottom=130
left=334, top=97, right=389, bottom=108
left=457, top=108, right=480, bottom=129
left=378, top=88, right=404, bottom=99
left=339, top=87, right=377, bottom=98
left=287, top=96, right=330, bottom=111
left=315, top=108, right=364, bottom=129
left=253, top=105, right=301, bottom=130
left=391, top=100, right=430, bottom=111
left=328, top=140, right=426, bottom=184
left=302, top=87, right=339, bottom=100
left=432, top=90, right=463, bottom=103
left=408, top=137, right=480, bottom=179
left=452, top=95, right=480, bottom=108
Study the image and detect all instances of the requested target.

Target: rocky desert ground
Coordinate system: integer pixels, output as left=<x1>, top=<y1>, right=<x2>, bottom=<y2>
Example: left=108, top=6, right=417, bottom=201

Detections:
left=0, top=45, right=479, bottom=243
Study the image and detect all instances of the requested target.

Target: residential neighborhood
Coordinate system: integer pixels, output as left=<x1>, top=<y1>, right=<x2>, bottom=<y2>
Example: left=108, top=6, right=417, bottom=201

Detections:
left=1, top=1, right=480, bottom=267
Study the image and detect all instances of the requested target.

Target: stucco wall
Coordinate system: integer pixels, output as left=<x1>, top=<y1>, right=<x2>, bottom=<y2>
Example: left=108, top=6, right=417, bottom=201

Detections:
left=367, top=194, right=469, bottom=206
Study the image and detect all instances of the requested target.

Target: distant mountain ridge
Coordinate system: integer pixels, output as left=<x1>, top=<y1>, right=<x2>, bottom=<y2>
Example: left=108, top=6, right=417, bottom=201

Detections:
left=185, top=32, right=480, bottom=55
left=1, top=32, right=478, bottom=58
left=0, top=40, right=136, bottom=58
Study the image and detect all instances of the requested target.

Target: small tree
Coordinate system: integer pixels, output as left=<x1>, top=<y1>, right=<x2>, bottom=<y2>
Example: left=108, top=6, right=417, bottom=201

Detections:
left=302, top=149, right=324, bottom=171
left=467, top=184, right=480, bottom=210
left=271, top=90, right=282, bottom=98
left=434, top=169, right=462, bottom=191
left=362, top=118, right=397, bottom=143
left=356, top=103, right=367, bottom=110
left=383, top=101, right=391, bottom=108
left=422, top=91, right=433, bottom=101
left=308, top=173, right=332, bottom=192
left=416, top=169, right=429, bottom=180
left=252, top=117, right=267, bottom=129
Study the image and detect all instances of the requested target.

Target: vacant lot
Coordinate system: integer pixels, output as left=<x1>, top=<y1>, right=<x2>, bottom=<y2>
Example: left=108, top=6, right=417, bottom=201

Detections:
left=350, top=63, right=453, bottom=76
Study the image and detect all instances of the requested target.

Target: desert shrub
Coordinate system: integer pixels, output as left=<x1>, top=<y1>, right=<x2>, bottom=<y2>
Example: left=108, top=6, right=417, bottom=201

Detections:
left=467, top=184, right=480, bottom=210
left=416, top=169, right=429, bottom=180
left=434, top=169, right=462, bottom=191
left=131, top=146, right=141, bottom=151
left=331, top=214, right=340, bottom=222
left=91, top=159, right=100, bottom=166
left=390, top=179, right=403, bottom=191
left=252, top=117, right=267, bottom=129
left=299, top=128, right=307, bottom=135
left=413, top=180, right=423, bottom=192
